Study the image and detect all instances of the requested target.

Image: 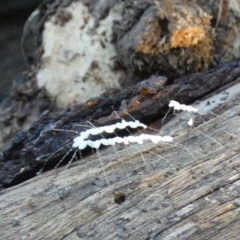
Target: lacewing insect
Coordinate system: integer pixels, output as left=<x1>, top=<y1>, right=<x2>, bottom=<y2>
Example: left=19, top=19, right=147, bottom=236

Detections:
left=37, top=100, right=231, bottom=186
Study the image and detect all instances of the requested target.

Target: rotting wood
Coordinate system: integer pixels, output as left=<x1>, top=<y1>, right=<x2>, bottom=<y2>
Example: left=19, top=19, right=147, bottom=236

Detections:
left=1, top=59, right=240, bottom=188
left=1, top=81, right=240, bottom=239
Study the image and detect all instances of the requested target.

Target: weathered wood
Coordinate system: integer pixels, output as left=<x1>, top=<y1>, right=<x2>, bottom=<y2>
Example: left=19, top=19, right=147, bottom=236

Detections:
left=1, top=79, right=240, bottom=239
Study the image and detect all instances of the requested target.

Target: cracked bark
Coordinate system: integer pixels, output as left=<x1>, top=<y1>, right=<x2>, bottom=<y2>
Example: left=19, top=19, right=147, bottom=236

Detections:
left=1, top=59, right=240, bottom=188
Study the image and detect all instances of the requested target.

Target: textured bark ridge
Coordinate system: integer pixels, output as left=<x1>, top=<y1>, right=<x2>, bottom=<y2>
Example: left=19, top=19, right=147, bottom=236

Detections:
left=116, top=0, right=240, bottom=80
left=21, top=0, right=240, bottom=106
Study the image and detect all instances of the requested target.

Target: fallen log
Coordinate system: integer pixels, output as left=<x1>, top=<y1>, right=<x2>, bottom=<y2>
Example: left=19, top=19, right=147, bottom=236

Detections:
left=1, top=73, right=240, bottom=239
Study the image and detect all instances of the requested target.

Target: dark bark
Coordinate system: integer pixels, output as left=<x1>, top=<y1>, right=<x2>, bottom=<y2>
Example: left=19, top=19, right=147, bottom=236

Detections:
left=1, top=59, right=240, bottom=189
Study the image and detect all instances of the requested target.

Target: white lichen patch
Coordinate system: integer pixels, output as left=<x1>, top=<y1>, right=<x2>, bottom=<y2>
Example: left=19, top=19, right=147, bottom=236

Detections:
left=37, top=1, right=124, bottom=108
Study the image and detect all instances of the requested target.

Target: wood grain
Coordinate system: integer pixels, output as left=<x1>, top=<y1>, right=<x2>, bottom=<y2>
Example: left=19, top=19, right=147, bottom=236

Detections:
left=1, top=81, right=240, bottom=239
